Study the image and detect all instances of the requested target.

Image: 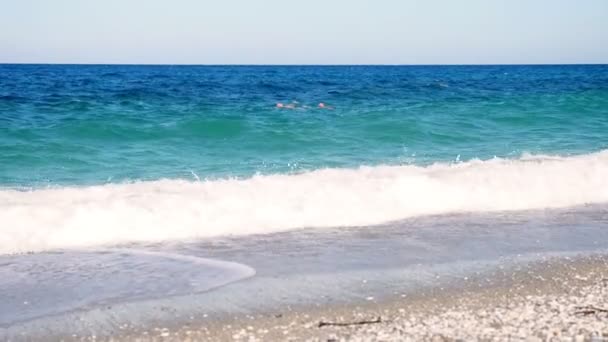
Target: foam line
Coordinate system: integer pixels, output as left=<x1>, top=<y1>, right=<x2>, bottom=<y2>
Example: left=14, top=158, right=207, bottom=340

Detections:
left=1, top=151, right=607, bottom=254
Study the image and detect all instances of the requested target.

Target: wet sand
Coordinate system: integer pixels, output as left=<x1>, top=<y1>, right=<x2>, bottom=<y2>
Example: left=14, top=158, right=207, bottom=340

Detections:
left=5, top=208, right=608, bottom=341
left=109, top=254, right=608, bottom=341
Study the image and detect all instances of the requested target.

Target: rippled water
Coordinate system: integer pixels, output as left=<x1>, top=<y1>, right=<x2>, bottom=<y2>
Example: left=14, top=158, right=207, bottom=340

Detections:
left=2, top=65, right=607, bottom=185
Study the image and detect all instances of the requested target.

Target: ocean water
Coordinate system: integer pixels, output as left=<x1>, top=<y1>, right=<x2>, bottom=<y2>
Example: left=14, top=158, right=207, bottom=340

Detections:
left=2, top=64, right=608, bottom=337
left=2, top=64, right=608, bottom=184
left=1, top=64, right=608, bottom=253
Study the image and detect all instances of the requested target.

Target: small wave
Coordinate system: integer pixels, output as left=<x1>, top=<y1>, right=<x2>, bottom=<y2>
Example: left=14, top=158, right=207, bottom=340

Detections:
left=0, top=249, right=254, bottom=325
left=0, top=95, right=27, bottom=102
left=1, top=151, right=607, bottom=254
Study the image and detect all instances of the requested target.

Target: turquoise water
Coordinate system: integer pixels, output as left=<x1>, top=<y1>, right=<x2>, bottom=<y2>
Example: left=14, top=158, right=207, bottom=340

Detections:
left=1, top=64, right=608, bottom=254
left=2, top=64, right=607, bottom=186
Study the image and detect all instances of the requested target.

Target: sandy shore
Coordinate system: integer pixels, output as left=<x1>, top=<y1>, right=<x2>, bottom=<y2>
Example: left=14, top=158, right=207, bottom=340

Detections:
left=101, top=254, right=608, bottom=342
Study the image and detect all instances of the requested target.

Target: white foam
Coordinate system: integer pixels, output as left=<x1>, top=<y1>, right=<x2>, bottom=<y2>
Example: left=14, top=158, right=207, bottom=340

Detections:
left=1, top=150, right=608, bottom=254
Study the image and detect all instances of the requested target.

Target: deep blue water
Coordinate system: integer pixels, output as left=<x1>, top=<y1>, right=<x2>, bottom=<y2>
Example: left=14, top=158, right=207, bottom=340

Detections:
left=1, top=64, right=607, bottom=186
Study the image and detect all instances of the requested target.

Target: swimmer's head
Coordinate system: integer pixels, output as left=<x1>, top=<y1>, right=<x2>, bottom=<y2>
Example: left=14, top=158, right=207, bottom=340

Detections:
left=318, top=102, right=325, bottom=108
left=276, top=103, right=284, bottom=108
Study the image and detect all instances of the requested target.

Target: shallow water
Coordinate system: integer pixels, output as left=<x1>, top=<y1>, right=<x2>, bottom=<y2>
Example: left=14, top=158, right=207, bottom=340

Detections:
left=0, top=250, right=254, bottom=327
left=1, top=204, right=606, bottom=339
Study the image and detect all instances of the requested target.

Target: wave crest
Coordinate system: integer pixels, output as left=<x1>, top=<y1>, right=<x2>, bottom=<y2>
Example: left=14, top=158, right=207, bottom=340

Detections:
left=1, top=151, right=608, bottom=254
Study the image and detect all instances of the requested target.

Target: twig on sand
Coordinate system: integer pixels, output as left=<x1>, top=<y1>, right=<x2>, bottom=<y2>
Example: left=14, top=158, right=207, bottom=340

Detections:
left=575, top=305, right=608, bottom=316
left=318, top=317, right=383, bottom=328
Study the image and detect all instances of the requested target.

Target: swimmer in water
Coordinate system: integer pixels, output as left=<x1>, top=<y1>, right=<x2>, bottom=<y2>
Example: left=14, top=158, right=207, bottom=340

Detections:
left=318, top=102, right=334, bottom=109
left=276, top=102, right=296, bottom=109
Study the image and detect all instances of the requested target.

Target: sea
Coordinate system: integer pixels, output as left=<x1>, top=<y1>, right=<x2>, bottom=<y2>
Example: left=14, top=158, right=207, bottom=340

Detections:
left=1, top=64, right=608, bottom=337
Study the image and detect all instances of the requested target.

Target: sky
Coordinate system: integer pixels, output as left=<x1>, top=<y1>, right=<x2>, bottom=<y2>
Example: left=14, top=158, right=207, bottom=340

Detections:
left=1, top=0, right=607, bottom=64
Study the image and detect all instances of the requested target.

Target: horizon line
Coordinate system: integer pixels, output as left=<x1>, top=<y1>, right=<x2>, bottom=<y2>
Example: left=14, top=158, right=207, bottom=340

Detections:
left=1, top=62, right=607, bottom=67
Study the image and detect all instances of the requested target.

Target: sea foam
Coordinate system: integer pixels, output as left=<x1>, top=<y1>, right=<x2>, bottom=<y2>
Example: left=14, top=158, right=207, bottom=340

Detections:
left=1, top=150, right=607, bottom=254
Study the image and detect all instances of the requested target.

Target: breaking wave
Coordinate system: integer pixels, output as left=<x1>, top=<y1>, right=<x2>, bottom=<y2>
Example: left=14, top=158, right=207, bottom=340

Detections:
left=1, top=150, right=607, bottom=254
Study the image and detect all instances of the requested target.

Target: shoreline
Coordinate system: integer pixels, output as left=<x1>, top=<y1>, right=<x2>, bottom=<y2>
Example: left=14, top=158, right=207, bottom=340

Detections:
left=107, top=253, right=608, bottom=341
left=4, top=215, right=608, bottom=341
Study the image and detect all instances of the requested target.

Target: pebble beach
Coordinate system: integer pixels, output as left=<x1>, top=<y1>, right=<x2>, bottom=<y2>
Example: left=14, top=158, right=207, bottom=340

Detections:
left=102, top=254, right=608, bottom=342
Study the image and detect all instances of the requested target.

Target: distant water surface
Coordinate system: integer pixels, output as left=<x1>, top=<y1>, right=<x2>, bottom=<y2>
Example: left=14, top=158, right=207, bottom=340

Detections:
left=1, top=64, right=607, bottom=185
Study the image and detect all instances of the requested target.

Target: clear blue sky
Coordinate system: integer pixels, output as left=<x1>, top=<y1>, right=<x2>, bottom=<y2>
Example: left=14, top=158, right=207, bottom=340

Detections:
left=1, top=0, right=607, bottom=64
